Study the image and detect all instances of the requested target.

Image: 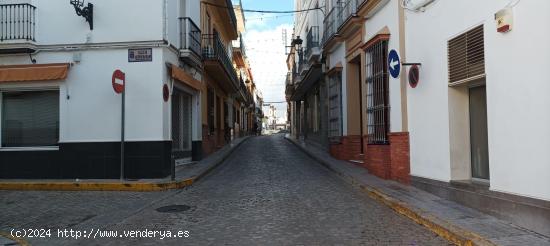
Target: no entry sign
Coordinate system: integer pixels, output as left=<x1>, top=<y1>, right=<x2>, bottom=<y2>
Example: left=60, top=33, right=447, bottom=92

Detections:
left=112, top=70, right=125, bottom=94
left=409, top=65, right=420, bottom=88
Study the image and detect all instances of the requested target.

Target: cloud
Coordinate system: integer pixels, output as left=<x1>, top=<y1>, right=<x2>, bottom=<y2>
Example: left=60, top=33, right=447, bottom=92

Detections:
left=245, top=24, right=292, bottom=121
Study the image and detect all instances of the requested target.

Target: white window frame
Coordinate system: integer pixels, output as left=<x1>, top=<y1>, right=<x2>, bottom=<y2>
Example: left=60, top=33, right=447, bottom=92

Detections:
left=0, top=87, right=60, bottom=151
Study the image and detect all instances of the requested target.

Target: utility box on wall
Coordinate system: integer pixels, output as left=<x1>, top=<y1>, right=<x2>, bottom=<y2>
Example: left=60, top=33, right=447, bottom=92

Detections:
left=495, top=7, right=513, bottom=33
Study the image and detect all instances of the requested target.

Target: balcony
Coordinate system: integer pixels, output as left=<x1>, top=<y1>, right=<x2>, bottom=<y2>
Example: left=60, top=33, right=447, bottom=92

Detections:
left=179, top=17, right=202, bottom=66
left=305, top=26, right=320, bottom=62
left=322, top=5, right=342, bottom=49
left=337, top=0, right=364, bottom=38
left=202, top=34, right=239, bottom=93
left=0, top=3, right=37, bottom=54
left=232, top=34, right=246, bottom=67
left=227, top=0, right=238, bottom=35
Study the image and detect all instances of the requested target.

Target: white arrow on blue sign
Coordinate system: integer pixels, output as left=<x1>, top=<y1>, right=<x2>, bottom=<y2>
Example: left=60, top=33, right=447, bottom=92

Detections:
left=388, top=49, right=401, bottom=79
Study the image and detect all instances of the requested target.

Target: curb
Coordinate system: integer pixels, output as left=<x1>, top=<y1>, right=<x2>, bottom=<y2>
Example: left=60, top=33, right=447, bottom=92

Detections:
left=0, top=137, right=251, bottom=192
left=285, top=136, right=496, bottom=246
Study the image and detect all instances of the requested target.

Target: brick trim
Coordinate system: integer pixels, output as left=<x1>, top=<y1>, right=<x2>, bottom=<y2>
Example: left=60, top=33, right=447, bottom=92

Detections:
left=361, top=34, right=391, bottom=50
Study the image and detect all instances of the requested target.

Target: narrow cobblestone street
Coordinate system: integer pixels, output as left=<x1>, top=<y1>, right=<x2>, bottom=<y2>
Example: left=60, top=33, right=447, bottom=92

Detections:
left=1, top=134, right=450, bottom=245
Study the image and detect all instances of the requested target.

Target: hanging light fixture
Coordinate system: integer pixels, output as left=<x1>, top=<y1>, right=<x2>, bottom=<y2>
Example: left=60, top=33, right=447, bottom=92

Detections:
left=70, top=0, right=94, bottom=30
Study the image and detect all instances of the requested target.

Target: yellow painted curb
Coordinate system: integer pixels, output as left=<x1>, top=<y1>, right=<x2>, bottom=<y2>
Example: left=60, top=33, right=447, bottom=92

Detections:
left=0, top=231, right=29, bottom=246
left=361, top=186, right=496, bottom=246
left=0, top=178, right=194, bottom=192
left=284, top=136, right=497, bottom=246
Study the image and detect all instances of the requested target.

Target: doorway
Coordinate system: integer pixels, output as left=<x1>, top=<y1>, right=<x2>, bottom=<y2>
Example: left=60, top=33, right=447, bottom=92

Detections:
left=469, top=85, right=489, bottom=180
left=172, top=89, right=192, bottom=161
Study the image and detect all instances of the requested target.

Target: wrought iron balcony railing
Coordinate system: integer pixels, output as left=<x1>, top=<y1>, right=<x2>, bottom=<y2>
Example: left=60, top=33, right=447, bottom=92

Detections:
left=226, top=0, right=238, bottom=33
left=297, top=48, right=305, bottom=74
left=202, top=34, right=238, bottom=86
left=232, top=34, right=246, bottom=57
left=0, top=4, right=36, bottom=42
left=179, top=17, right=202, bottom=58
left=338, top=0, right=359, bottom=25
left=322, top=5, right=342, bottom=46
left=305, top=26, right=319, bottom=59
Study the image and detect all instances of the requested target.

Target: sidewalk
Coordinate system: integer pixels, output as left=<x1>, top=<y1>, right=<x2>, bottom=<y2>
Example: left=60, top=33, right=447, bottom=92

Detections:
left=0, top=137, right=251, bottom=192
left=285, top=135, right=550, bottom=246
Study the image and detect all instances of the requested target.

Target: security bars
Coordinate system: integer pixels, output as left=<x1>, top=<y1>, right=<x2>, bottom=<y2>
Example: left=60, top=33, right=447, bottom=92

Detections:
left=365, top=40, right=390, bottom=145
left=180, top=17, right=202, bottom=58
left=328, top=72, right=342, bottom=140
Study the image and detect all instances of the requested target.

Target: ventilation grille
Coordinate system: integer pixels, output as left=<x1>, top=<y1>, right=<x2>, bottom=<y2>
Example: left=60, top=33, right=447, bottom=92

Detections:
left=448, top=25, right=485, bottom=84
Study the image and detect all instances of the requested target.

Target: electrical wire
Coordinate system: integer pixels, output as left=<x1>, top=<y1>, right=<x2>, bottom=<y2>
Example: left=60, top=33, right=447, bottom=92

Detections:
left=203, top=2, right=324, bottom=14
left=246, top=14, right=295, bottom=21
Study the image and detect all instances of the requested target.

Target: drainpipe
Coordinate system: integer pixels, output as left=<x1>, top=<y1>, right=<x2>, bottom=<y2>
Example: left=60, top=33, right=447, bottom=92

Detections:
left=398, top=0, right=409, bottom=132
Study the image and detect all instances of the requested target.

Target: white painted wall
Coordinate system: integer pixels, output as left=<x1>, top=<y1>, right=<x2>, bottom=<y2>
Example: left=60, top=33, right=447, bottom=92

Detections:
left=0, top=0, right=203, bottom=145
left=406, top=0, right=550, bottom=200
left=327, top=42, right=347, bottom=135
left=0, top=48, right=166, bottom=142
left=363, top=0, right=403, bottom=134
left=25, top=0, right=165, bottom=45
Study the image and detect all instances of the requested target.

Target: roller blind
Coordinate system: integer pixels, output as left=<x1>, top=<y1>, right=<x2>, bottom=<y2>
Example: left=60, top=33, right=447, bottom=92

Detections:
left=448, top=25, right=485, bottom=84
left=1, top=91, right=59, bottom=147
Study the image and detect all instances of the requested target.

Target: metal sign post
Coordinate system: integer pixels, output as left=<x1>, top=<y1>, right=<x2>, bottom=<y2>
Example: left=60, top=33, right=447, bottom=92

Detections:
left=121, top=87, right=125, bottom=181
left=112, top=69, right=126, bottom=181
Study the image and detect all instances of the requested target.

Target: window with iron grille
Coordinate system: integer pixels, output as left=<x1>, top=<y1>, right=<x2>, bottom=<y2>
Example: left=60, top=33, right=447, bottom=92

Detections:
left=328, top=71, right=342, bottom=139
left=448, top=25, right=485, bottom=84
left=314, top=87, right=320, bottom=133
left=365, top=40, right=390, bottom=144
left=207, top=88, right=215, bottom=133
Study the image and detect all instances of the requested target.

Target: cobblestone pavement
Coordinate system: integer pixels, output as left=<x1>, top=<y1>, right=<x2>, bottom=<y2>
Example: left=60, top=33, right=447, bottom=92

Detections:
left=1, top=134, right=451, bottom=245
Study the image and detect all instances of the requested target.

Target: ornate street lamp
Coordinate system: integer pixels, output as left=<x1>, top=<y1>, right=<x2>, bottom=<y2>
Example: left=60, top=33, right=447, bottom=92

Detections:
left=70, top=0, right=94, bottom=30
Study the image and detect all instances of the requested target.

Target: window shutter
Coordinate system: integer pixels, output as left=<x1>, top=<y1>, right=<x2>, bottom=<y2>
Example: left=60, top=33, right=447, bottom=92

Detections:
left=448, top=25, right=485, bottom=84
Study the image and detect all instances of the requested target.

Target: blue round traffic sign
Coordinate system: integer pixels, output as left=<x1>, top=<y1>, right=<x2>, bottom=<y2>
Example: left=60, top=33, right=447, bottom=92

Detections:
left=388, top=49, right=401, bottom=79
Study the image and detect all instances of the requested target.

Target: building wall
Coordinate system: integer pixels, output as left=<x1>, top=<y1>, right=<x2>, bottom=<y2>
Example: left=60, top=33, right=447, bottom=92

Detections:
left=0, top=49, right=166, bottom=143
left=327, top=43, right=347, bottom=135
left=9, top=0, right=165, bottom=45
left=363, top=0, right=403, bottom=134
left=406, top=0, right=550, bottom=201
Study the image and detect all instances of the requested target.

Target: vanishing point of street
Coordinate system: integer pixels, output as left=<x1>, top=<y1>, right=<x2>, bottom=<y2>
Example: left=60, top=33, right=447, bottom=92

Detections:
left=1, top=134, right=449, bottom=245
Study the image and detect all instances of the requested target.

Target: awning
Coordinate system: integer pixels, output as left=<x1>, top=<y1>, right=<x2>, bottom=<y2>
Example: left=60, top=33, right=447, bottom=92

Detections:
left=0, top=63, right=70, bottom=82
left=168, top=63, right=202, bottom=91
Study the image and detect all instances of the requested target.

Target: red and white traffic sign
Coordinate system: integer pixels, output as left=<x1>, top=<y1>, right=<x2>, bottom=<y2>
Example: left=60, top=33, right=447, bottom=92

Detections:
left=112, top=69, right=126, bottom=94
left=163, top=84, right=170, bottom=102
left=409, top=65, right=420, bottom=88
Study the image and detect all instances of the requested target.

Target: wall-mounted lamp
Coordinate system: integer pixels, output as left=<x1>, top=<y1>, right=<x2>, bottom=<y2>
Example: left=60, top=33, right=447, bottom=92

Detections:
left=70, top=0, right=94, bottom=30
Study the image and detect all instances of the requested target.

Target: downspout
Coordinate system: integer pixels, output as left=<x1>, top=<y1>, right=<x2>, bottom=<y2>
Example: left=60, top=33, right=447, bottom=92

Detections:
left=398, top=0, right=409, bottom=132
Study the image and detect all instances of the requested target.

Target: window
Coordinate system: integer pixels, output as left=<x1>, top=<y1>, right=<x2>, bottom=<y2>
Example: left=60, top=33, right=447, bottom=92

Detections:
left=328, top=71, right=342, bottom=139
left=313, top=87, right=320, bottom=133
left=207, top=88, right=215, bottom=133
left=365, top=39, right=390, bottom=144
left=448, top=25, right=485, bottom=84
left=1, top=90, right=59, bottom=147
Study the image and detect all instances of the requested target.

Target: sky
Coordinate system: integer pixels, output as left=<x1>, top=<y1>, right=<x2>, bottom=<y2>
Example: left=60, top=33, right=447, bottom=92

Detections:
left=239, top=0, right=294, bottom=122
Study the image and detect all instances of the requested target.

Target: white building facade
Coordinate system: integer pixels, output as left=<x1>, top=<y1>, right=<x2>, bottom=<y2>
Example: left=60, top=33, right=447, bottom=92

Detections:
left=404, top=0, right=550, bottom=236
left=0, top=0, right=203, bottom=179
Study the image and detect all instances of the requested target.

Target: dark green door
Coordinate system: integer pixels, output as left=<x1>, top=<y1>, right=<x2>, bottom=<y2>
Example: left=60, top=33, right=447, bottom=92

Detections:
left=469, top=85, right=490, bottom=180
